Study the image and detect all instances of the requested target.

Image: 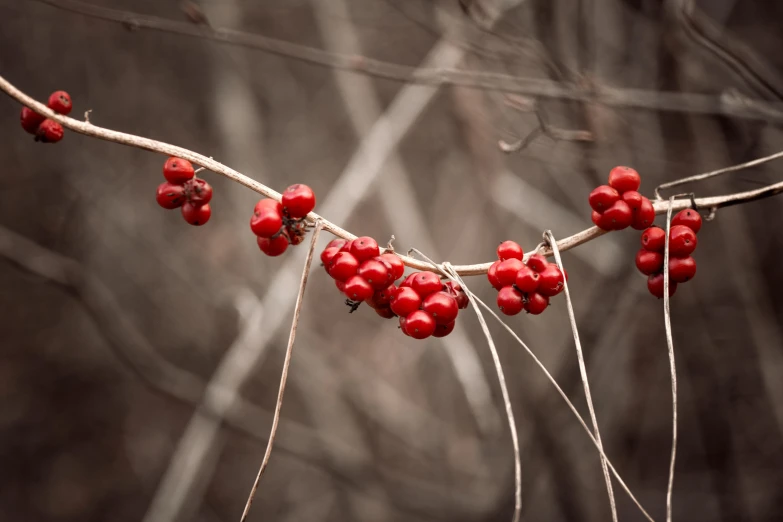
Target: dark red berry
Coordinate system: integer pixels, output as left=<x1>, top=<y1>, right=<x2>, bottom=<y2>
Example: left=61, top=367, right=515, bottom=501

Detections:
left=603, top=200, right=633, bottom=230
left=281, top=184, right=316, bottom=218
left=343, top=275, right=374, bottom=301
left=328, top=252, right=359, bottom=281
left=433, top=321, right=456, bottom=338
left=20, top=107, right=45, bottom=134
left=181, top=202, right=211, bottom=226
left=36, top=119, right=64, bottom=143
left=497, top=241, right=524, bottom=261
left=668, top=256, right=696, bottom=283
left=526, top=254, right=548, bottom=273
left=514, top=266, right=540, bottom=293
left=641, top=227, right=665, bottom=252
left=399, top=316, right=410, bottom=336
left=488, top=261, right=503, bottom=290
left=592, top=210, right=613, bottom=231
left=631, top=197, right=656, bottom=230
left=350, top=236, right=380, bottom=262
left=635, top=249, right=663, bottom=275
left=156, top=182, right=186, bottom=209
left=321, top=246, right=340, bottom=267
left=186, top=178, right=213, bottom=205
left=497, top=286, right=524, bottom=316
left=326, top=238, right=348, bottom=250
left=608, top=166, right=641, bottom=193
left=496, top=258, right=524, bottom=286
left=367, top=284, right=397, bottom=309
left=671, top=209, right=702, bottom=234
left=163, top=157, right=195, bottom=184
left=375, top=306, right=396, bottom=319
left=411, top=271, right=442, bottom=297
left=589, top=185, right=620, bottom=212
left=647, top=273, right=677, bottom=298
left=390, top=287, right=421, bottom=316
left=538, top=265, right=564, bottom=296
left=405, top=310, right=436, bottom=339
left=621, top=191, right=643, bottom=211
left=443, top=281, right=469, bottom=309
left=285, top=228, right=305, bottom=246
left=357, top=259, right=390, bottom=289
left=47, top=90, right=72, bottom=115
left=524, top=292, right=549, bottom=315
left=377, top=253, right=405, bottom=281
left=669, top=225, right=698, bottom=257
left=421, top=292, right=459, bottom=325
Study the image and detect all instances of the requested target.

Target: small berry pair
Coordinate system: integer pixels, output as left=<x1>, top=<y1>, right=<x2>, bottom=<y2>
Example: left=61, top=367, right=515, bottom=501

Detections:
left=488, top=241, right=565, bottom=316
left=20, top=90, right=72, bottom=143
left=637, top=209, right=702, bottom=298
left=251, top=184, right=316, bottom=257
left=589, top=166, right=655, bottom=231
left=155, top=157, right=213, bottom=226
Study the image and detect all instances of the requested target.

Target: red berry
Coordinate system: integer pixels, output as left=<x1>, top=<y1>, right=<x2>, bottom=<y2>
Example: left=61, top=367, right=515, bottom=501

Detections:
left=488, top=261, right=503, bottom=290
left=257, top=234, right=289, bottom=256
left=497, top=241, right=524, bottom=261
left=399, top=272, right=417, bottom=288
left=588, top=185, right=620, bottom=212
left=356, top=259, right=390, bottom=289
left=156, top=182, right=186, bottom=209
left=250, top=208, right=283, bottom=238
left=621, top=190, right=643, bottom=211
left=328, top=252, right=359, bottom=281
left=404, top=310, right=436, bottom=339
left=343, top=275, right=374, bottom=301
left=496, top=258, right=524, bottom=286
left=36, top=119, right=64, bottom=143
left=603, top=200, right=633, bottom=230
left=608, top=166, right=641, bottom=193
left=647, top=273, right=677, bottom=298
left=367, top=284, right=397, bottom=309
left=592, top=210, right=613, bottom=231
left=422, top=292, right=459, bottom=325
left=668, top=256, right=696, bottom=283
left=390, top=287, right=422, bottom=316
left=641, top=227, right=665, bottom=252
left=163, top=157, right=195, bottom=184
left=669, top=225, right=698, bottom=257
left=320, top=246, right=340, bottom=267
left=399, top=316, right=410, bottom=336
left=47, top=90, right=72, bottom=115
left=524, top=292, right=549, bottom=315
left=20, top=107, right=45, bottom=134
left=671, top=209, right=702, bottom=234
left=497, top=286, right=524, bottom=316
left=339, top=240, right=354, bottom=252
left=443, top=281, right=469, bottom=309
left=538, top=265, right=564, bottom=296
left=433, top=321, right=456, bottom=338
left=514, top=266, right=540, bottom=293
left=281, top=184, right=316, bottom=218
left=181, top=202, right=211, bottom=226
left=186, top=178, right=213, bottom=205
left=326, top=238, right=348, bottom=250
left=375, top=306, right=396, bottom=319
left=526, top=254, right=548, bottom=273
left=377, top=253, right=405, bottom=281
left=635, top=249, right=663, bottom=275
left=350, top=236, right=380, bottom=262
left=411, top=271, right=442, bottom=297
left=631, top=197, right=656, bottom=230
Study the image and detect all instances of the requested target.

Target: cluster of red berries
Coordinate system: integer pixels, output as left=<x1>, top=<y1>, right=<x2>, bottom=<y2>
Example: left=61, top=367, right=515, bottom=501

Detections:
left=320, top=237, right=469, bottom=339
left=19, top=91, right=72, bottom=143
left=488, top=241, right=565, bottom=315
left=251, top=184, right=316, bottom=257
left=637, top=209, right=702, bottom=297
left=589, top=166, right=655, bottom=231
left=155, top=157, right=213, bottom=226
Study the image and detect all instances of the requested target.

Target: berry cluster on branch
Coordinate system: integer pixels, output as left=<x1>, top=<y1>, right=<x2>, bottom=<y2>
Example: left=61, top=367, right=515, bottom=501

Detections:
left=20, top=90, right=71, bottom=142
left=251, top=184, right=317, bottom=256
left=155, top=157, right=214, bottom=226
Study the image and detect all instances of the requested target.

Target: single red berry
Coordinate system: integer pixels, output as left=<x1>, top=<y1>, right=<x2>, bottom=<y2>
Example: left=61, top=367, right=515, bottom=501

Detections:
left=668, top=256, right=696, bottom=283
left=527, top=254, right=548, bottom=273
left=320, top=246, right=341, bottom=267
left=588, top=185, right=620, bottom=212
left=497, top=286, right=524, bottom=316
left=592, top=210, right=613, bottom=231
left=328, top=252, right=359, bottom=281
left=163, top=157, right=195, bottom=184
left=367, top=284, right=397, bottom=309
left=281, top=184, right=316, bottom=218
left=488, top=261, right=503, bottom=290
left=326, top=238, right=348, bottom=250
left=343, top=275, right=374, bottom=301
left=524, top=292, right=549, bottom=315
left=497, top=241, right=524, bottom=261
left=514, top=266, right=540, bottom=293
left=647, top=273, right=677, bottom=298
left=641, top=226, right=665, bottom=252
left=603, top=200, right=633, bottom=230
left=433, top=320, right=456, bottom=338
left=156, top=182, right=186, bottom=209
left=35, top=119, right=64, bottom=143
left=47, top=90, right=72, bottom=115
left=350, top=236, right=380, bottom=262
left=621, top=190, right=643, bottom=211
left=443, top=281, right=469, bottom=309
left=20, top=107, right=45, bottom=134
left=405, top=310, right=436, bottom=339
left=671, top=209, right=702, bottom=234
left=635, top=249, right=664, bottom=275
left=250, top=209, right=283, bottom=238
left=375, top=306, right=396, bottom=319
left=421, top=292, right=459, bottom=325
left=181, top=202, right=211, bottom=226
left=631, top=197, right=656, bottom=230
left=496, top=258, right=524, bottom=286
left=390, top=286, right=422, bottom=316
left=258, top=234, right=289, bottom=256
left=186, top=178, right=213, bottom=205
left=399, top=316, right=410, bottom=336
left=377, top=253, right=405, bottom=281
left=356, top=259, right=390, bottom=289
left=411, top=271, right=442, bottom=297
left=339, top=240, right=354, bottom=253
left=399, top=273, right=417, bottom=288
left=372, top=257, right=397, bottom=286
left=538, top=265, right=564, bottom=296
left=669, top=225, right=698, bottom=257
left=608, top=166, right=641, bottom=193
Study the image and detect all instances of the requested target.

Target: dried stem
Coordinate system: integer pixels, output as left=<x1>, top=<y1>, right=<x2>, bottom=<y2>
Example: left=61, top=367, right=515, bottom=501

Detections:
left=662, top=199, right=678, bottom=522
left=239, top=222, right=323, bottom=522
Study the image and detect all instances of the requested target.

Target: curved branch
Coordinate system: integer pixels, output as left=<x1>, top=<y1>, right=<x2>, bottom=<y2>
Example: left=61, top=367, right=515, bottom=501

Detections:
left=2, top=74, right=782, bottom=276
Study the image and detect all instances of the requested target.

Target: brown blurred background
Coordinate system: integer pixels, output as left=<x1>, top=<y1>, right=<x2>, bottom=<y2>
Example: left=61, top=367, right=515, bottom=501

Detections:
left=2, top=1, right=783, bottom=521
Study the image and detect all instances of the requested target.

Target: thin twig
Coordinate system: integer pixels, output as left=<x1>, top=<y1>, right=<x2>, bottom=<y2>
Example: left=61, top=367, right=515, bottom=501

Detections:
left=545, top=230, right=617, bottom=522
left=240, top=221, right=323, bottom=522
left=662, top=199, right=678, bottom=522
